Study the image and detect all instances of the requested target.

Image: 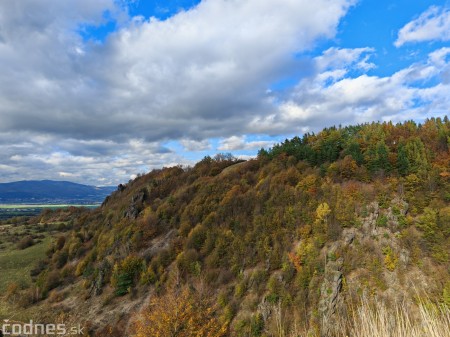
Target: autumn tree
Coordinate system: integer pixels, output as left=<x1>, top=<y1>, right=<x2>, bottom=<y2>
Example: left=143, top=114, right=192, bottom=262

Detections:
left=132, top=285, right=227, bottom=337
left=111, top=255, right=144, bottom=296
left=313, top=202, right=331, bottom=246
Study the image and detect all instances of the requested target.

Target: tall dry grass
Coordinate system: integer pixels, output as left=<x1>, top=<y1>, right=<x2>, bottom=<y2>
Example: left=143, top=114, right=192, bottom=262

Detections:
left=269, top=298, right=450, bottom=337
left=344, top=299, right=450, bottom=337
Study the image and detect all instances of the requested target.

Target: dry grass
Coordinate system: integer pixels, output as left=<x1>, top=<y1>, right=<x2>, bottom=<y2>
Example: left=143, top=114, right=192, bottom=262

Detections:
left=344, top=299, right=450, bottom=337
left=269, top=298, right=450, bottom=337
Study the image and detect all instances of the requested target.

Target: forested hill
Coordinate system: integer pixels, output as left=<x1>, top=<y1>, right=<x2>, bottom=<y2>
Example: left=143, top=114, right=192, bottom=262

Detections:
left=259, top=118, right=449, bottom=179
left=6, top=117, right=450, bottom=337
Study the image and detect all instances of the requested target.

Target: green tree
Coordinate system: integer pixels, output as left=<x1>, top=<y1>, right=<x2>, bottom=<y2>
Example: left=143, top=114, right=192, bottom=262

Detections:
left=405, top=137, right=429, bottom=175
left=344, top=141, right=364, bottom=165
left=397, top=142, right=410, bottom=176
left=375, top=140, right=391, bottom=172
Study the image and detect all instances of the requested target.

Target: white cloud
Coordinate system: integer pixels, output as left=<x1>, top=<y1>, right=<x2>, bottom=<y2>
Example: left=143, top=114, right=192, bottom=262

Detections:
left=218, top=136, right=274, bottom=151
left=0, top=132, right=188, bottom=185
left=316, top=47, right=375, bottom=72
left=0, top=0, right=356, bottom=183
left=251, top=47, right=450, bottom=134
left=0, top=0, right=354, bottom=141
left=59, top=172, right=78, bottom=178
left=179, top=139, right=211, bottom=152
left=395, top=6, right=450, bottom=47
left=2, top=1, right=448, bottom=186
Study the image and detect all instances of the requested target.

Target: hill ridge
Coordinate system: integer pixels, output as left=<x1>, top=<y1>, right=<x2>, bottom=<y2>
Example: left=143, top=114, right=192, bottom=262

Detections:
left=0, top=180, right=115, bottom=204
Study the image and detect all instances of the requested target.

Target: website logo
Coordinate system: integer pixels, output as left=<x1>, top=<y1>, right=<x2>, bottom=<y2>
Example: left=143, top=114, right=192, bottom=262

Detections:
left=1, top=320, right=84, bottom=336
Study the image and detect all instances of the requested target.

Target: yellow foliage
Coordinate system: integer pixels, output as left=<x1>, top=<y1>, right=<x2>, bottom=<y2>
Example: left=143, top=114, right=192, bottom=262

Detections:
left=296, top=174, right=317, bottom=193
left=132, top=286, right=228, bottom=337
left=289, top=238, right=314, bottom=272
left=75, top=259, right=87, bottom=277
left=315, top=203, right=331, bottom=223
left=382, top=246, right=398, bottom=271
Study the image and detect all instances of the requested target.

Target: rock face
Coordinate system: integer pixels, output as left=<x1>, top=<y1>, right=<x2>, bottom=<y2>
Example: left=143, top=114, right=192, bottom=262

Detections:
left=124, top=190, right=146, bottom=220
left=319, top=257, right=344, bottom=337
left=362, top=201, right=380, bottom=234
left=317, top=198, right=412, bottom=336
left=90, top=260, right=111, bottom=296
left=318, top=227, right=356, bottom=337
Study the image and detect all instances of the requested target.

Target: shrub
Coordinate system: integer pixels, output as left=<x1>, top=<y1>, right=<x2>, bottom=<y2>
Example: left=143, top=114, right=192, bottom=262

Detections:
left=5, top=282, right=20, bottom=303
left=186, top=224, right=207, bottom=251
left=376, top=215, right=388, bottom=227
left=382, top=246, right=398, bottom=271
left=111, top=255, right=144, bottom=296
left=30, top=260, right=48, bottom=279
left=132, top=286, right=227, bottom=337
left=16, top=236, right=34, bottom=249
left=176, top=249, right=201, bottom=276
left=53, top=250, right=69, bottom=269
left=55, top=236, right=66, bottom=250
left=43, top=270, right=61, bottom=294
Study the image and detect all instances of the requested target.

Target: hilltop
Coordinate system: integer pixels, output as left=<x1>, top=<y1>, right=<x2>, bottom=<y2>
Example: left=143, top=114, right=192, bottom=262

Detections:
left=1, top=118, right=449, bottom=337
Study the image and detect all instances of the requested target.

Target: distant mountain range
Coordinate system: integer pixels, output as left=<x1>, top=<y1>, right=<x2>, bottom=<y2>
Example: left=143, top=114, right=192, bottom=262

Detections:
left=0, top=180, right=116, bottom=204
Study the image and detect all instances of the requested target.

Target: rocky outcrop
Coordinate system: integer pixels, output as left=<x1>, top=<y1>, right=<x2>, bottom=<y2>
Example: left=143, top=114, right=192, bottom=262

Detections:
left=90, top=260, right=111, bottom=296
left=319, top=257, right=344, bottom=337
left=124, top=190, right=146, bottom=220
left=318, top=227, right=357, bottom=337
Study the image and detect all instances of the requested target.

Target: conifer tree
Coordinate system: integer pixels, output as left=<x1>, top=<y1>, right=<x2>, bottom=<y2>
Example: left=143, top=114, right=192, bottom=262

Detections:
left=397, top=142, right=410, bottom=176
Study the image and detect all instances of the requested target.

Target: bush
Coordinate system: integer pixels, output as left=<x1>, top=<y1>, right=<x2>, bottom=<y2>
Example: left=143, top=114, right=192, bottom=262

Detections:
left=45, top=270, right=61, bottom=291
left=52, top=250, right=69, bottom=269
left=55, top=236, right=66, bottom=250
left=176, top=249, right=200, bottom=276
left=111, top=255, right=144, bottom=296
left=376, top=215, right=388, bottom=227
left=30, top=260, right=48, bottom=279
left=5, top=282, right=20, bottom=303
left=186, top=224, right=207, bottom=251
left=17, top=287, right=38, bottom=308
left=16, top=236, right=34, bottom=249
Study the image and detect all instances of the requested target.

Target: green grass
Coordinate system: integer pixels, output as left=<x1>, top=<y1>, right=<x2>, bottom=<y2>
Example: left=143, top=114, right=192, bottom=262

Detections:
left=0, top=236, right=51, bottom=293
left=0, top=222, right=60, bottom=321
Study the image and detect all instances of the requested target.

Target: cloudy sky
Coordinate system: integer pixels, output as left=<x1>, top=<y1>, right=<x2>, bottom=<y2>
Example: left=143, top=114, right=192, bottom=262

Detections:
left=0, top=0, right=449, bottom=185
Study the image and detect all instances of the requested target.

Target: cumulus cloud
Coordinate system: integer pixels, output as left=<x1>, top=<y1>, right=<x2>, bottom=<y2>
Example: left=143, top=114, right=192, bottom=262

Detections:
left=218, top=136, right=274, bottom=151
left=2, top=1, right=448, bottom=186
left=0, top=0, right=355, bottom=183
left=315, top=47, right=375, bottom=72
left=0, top=131, right=186, bottom=185
left=250, top=47, right=450, bottom=133
left=179, top=139, right=211, bottom=152
left=0, top=0, right=353, bottom=141
left=395, top=6, right=450, bottom=47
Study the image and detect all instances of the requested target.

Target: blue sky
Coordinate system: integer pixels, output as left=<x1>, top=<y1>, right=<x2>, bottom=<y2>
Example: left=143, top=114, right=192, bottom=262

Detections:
left=0, top=0, right=449, bottom=185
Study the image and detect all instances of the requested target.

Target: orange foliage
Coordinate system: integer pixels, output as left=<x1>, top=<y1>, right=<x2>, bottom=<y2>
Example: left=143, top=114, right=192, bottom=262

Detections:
left=132, top=286, right=227, bottom=337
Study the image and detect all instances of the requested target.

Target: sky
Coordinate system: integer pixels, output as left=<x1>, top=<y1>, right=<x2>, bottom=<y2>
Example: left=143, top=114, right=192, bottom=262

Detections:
left=0, top=0, right=449, bottom=186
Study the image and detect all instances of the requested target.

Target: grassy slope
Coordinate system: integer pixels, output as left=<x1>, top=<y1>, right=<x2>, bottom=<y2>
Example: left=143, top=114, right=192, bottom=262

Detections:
left=0, top=236, right=51, bottom=292
left=0, top=226, right=52, bottom=321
